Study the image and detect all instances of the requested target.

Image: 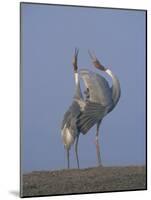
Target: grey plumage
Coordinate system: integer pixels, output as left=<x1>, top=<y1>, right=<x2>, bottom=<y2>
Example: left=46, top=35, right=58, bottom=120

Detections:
left=61, top=100, right=82, bottom=168
left=61, top=101, right=81, bottom=131
left=77, top=101, right=106, bottom=134
left=77, top=69, right=114, bottom=134
left=61, top=50, right=121, bottom=168
left=79, top=69, right=113, bottom=106
left=61, top=49, right=84, bottom=168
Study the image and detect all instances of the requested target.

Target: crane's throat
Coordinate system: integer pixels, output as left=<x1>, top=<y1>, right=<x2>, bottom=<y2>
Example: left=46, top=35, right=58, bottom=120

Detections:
left=74, top=72, right=79, bottom=85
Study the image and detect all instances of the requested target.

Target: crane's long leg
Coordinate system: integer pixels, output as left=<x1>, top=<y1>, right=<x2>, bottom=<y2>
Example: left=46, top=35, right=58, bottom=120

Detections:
left=95, top=121, right=102, bottom=166
left=75, top=134, right=80, bottom=169
left=66, top=149, right=70, bottom=169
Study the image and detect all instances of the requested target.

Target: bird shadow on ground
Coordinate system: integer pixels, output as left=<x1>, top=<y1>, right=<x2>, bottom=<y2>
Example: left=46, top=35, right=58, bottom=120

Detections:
left=9, top=190, right=19, bottom=197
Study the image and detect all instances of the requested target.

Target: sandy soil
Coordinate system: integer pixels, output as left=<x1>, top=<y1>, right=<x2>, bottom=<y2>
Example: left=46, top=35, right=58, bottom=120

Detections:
left=22, top=166, right=146, bottom=197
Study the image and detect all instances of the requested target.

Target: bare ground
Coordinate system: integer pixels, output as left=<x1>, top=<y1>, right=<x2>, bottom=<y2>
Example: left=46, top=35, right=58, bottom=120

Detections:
left=22, top=166, right=146, bottom=197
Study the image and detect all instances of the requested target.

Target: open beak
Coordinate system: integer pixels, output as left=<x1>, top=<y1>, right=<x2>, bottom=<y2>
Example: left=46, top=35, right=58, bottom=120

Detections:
left=72, top=48, right=79, bottom=72
left=88, top=50, right=106, bottom=71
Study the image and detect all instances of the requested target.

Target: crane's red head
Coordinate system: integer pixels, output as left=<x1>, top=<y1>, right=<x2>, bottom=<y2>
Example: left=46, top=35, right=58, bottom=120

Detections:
left=88, top=50, right=106, bottom=71
left=72, top=48, right=79, bottom=73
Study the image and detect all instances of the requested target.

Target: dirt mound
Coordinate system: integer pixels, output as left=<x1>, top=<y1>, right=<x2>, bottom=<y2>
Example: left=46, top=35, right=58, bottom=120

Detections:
left=22, top=166, right=146, bottom=197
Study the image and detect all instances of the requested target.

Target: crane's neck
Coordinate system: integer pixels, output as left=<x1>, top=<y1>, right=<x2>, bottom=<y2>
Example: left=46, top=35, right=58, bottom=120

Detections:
left=74, top=72, right=83, bottom=99
left=74, top=72, right=79, bottom=85
left=105, top=69, right=121, bottom=106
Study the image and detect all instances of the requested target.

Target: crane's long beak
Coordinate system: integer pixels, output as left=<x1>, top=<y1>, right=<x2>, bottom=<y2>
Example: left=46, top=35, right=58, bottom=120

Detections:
left=88, top=50, right=96, bottom=60
left=72, top=48, right=79, bottom=72
left=88, top=50, right=106, bottom=71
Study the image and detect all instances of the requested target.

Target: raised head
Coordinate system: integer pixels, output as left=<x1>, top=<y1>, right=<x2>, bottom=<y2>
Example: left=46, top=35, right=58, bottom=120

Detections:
left=88, top=50, right=106, bottom=71
left=72, top=48, right=79, bottom=73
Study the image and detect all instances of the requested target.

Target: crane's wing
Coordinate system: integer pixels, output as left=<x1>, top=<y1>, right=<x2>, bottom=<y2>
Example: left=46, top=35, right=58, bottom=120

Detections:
left=77, top=69, right=113, bottom=134
left=61, top=101, right=81, bottom=137
left=77, top=101, right=106, bottom=134
left=79, top=69, right=113, bottom=106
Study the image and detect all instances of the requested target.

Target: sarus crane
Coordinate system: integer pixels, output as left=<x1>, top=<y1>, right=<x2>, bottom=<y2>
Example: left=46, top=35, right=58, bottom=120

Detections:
left=61, top=49, right=121, bottom=168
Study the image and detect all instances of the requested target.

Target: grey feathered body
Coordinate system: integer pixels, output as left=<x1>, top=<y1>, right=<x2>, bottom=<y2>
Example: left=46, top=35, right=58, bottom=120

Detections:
left=61, top=101, right=81, bottom=149
left=61, top=69, right=121, bottom=149
left=77, top=69, right=117, bottom=134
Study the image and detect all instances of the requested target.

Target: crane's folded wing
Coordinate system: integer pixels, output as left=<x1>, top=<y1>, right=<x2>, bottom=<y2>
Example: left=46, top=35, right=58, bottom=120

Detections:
left=77, top=101, right=106, bottom=134
left=61, top=101, right=81, bottom=130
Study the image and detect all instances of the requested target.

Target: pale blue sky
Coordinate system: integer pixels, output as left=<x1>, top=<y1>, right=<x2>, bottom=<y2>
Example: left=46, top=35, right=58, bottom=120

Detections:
left=21, top=3, right=146, bottom=172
